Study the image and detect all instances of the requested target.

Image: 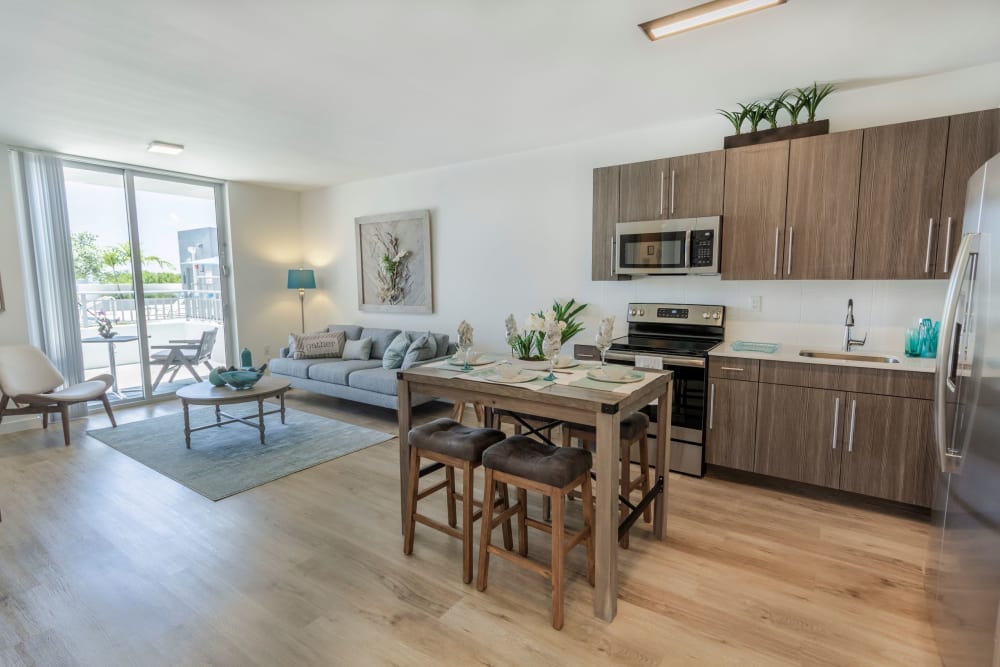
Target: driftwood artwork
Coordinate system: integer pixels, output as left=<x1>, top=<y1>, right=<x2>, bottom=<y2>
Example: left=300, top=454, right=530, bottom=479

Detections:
left=355, top=210, right=432, bottom=313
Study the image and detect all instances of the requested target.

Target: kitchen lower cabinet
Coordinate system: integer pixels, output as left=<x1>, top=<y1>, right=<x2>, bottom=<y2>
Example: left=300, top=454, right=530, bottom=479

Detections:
left=838, top=393, right=936, bottom=506
left=754, top=383, right=844, bottom=488
left=705, top=378, right=757, bottom=471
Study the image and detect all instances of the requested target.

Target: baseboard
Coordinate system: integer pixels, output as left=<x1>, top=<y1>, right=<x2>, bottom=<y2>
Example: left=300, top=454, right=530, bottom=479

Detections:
left=0, top=416, right=41, bottom=435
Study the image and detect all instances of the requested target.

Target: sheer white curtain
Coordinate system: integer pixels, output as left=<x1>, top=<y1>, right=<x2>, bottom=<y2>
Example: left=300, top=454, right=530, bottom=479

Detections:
left=14, top=151, right=86, bottom=415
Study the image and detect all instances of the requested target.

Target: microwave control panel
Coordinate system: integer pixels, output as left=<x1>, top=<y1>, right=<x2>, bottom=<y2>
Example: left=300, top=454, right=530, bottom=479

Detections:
left=690, top=230, right=715, bottom=268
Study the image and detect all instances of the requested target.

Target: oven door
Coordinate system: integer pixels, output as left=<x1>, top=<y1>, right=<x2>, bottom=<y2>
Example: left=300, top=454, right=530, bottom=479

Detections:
left=615, top=220, right=690, bottom=275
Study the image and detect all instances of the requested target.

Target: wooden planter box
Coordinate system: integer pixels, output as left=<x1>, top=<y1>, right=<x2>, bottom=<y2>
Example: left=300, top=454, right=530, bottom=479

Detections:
left=724, top=119, right=829, bottom=149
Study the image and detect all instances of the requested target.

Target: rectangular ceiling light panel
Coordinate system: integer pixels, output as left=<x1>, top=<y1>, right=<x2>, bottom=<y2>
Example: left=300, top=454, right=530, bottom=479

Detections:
left=147, top=141, right=185, bottom=155
left=640, top=0, right=787, bottom=40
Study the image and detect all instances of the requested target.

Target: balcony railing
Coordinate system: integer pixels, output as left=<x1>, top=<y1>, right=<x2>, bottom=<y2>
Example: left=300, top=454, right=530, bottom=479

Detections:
left=79, top=288, right=223, bottom=326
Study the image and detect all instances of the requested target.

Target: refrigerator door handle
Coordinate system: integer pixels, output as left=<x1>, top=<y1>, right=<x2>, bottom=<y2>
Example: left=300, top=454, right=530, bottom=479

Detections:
left=935, top=233, right=977, bottom=473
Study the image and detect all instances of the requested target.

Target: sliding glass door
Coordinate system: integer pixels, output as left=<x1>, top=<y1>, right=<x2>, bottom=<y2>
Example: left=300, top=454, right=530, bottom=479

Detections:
left=64, top=163, right=231, bottom=402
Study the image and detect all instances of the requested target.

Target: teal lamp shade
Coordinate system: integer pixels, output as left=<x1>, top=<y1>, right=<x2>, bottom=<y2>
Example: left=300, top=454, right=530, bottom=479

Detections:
left=287, top=269, right=316, bottom=290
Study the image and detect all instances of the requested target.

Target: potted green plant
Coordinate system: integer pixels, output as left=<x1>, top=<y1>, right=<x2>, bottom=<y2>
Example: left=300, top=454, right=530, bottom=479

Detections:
left=720, top=82, right=835, bottom=149
left=505, top=298, right=587, bottom=367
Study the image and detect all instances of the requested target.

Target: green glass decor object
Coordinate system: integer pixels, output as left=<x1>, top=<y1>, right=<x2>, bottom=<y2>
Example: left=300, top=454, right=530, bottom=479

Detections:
left=208, top=366, right=228, bottom=386
left=240, top=346, right=253, bottom=369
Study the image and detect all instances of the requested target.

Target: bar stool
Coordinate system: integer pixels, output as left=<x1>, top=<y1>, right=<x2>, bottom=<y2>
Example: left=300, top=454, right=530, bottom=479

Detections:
left=450, top=400, right=484, bottom=425
left=404, top=418, right=509, bottom=583
left=477, top=435, right=594, bottom=630
left=561, top=412, right=652, bottom=547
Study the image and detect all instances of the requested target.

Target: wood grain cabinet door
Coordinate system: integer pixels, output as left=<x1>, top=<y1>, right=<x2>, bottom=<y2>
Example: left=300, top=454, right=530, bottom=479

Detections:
left=785, top=130, right=863, bottom=279
left=839, top=393, right=936, bottom=507
left=721, top=142, right=790, bottom=280
left=754, top=383, right=845, bottom=487
left=854, top=117, right=949, bottom=279
left=619, top=158, right=669, bottom=222
left=667, top=150, right=725, bottom=219
left=706, top=378, right=758, bottom=471
left=592, top=166, right=626, bottom=281
left=935, top=109, right=1000, bottom=279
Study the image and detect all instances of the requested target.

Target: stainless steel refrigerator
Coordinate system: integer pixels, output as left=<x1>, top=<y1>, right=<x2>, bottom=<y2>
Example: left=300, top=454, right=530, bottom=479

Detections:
left=929, top=151, right=1000, bottom=666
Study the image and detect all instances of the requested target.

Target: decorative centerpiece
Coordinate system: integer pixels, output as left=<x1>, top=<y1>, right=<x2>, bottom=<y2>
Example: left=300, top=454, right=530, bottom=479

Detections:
left=90, top=310, right=118, bottom=339
left=213, top=363, right=268, bottom=390
left=505, top=298, right=586, bottom=368
left=718, top=82, right=836, bottom=149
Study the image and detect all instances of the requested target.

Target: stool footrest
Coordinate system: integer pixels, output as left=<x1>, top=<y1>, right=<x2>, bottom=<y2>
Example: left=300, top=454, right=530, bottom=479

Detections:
left=416, top=479, right=450, bottom=501
left=414, top=513, right=463, bottom=540
left=487, top=545, right=550, bottom=578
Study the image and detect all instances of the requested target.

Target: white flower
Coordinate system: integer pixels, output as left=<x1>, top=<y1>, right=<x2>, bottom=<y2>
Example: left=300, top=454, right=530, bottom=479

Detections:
left=504, top=314, right=518, bottom=345
left=526, top=313, right=546, bottom=332
left=393, top=251, right=409, bottom=262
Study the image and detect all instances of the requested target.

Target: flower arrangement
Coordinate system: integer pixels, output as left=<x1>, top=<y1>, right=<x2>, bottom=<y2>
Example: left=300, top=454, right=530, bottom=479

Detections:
left=505, top=298, right=587, bottom=361
left=374, top=231, right=411, bottom=305
left=89, top=309, right=118, bottom=338
left=457, top=320, right=474, bottom=349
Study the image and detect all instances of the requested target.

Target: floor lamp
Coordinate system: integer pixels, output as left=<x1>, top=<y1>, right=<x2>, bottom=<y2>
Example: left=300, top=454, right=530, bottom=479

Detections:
left=287, top=268, right=316, bottom=333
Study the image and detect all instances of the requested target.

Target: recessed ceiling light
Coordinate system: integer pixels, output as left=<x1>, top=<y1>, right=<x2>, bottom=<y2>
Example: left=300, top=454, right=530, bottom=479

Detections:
left=147, top=140, right=185, bottom=155
left=639, top=0, right=787, bottom=41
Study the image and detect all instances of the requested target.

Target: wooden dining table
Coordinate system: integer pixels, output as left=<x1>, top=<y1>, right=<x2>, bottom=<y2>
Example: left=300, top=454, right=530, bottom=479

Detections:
left=396, top=363, right=673, bottom=622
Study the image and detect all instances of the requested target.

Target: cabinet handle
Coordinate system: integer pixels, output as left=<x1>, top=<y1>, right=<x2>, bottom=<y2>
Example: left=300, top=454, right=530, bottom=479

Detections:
left=670, top=169, right=676, bottom=215
left=659, top=171, right=665, bottom=216
left=611, top=237, right=616, bottom=277
left=943, top=217, right=953, bottom=274
left=773, top=227, right=780, bottom=276
left=847, top=399, right=857, bottom=452
left=924, top=218, right=935, bottom=273
left=832, top=397, right=840, bottom=449
left=720, top=366, right=744, bottom=372
left=786, top=227, right=793, bottom=275
left=709, top=383, right=715, bottom=430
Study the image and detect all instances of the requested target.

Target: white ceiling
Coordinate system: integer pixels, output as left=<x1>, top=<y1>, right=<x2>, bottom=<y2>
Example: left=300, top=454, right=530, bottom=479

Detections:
left=1, top=0, right=998, bottom=190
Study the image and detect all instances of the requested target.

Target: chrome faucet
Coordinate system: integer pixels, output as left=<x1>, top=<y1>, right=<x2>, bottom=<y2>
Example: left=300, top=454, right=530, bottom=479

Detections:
left=843, top=299, right=867, bottom=352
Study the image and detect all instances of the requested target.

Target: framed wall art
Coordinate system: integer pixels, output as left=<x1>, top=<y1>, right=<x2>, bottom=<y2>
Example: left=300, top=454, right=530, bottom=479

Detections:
left=355, top=209, right=433, bottom=313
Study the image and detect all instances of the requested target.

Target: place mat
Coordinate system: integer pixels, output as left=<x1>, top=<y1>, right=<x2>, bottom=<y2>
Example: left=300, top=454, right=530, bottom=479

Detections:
left=424, top=358, right=500, bottom=373
left=567, top=370, right=661, bottom=394
left=465, top=367, right=554, bottom=391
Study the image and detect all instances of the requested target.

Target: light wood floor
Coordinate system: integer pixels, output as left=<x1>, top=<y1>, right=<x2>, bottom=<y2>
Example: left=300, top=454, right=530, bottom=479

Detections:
left=0, top=391, right=942, bottom=666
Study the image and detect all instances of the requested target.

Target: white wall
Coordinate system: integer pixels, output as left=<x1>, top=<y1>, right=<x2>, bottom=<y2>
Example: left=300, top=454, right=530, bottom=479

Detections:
left=299, top=63, right=1000, bottom=355
left=227, top=182, right=302, bottom=363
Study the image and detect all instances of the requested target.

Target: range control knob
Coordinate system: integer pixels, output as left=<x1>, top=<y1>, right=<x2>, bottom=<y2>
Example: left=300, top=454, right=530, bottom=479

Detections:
left=638, top=309, right=645, bottom=316
left=629, top=309, right=636, bottom=316
left=702, top=312, right=710, bottom=319
left=712, top=312, right=721, bottom=320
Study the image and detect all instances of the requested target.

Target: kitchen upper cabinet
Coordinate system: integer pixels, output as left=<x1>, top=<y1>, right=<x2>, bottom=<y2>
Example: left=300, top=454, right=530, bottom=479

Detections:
left=706, top=378, right=757, bottom=471
left=618, top=151, right=725, bottom=222
left=935, top=108, right=1000, bottom=278
left=721, top=141, right=790, bottom=280
left=667, top=150, right=725, bottom=218
left=592, top=166, right=628, bottom=281
left=854, top=117, right=949, bottom=280
left=784, top=130, right=863, bottom=280
left=619, top=159, right=669, bottom=222
left=754, top=383, right=844, bottom=488
left=839, top=393, right=936, bottom=506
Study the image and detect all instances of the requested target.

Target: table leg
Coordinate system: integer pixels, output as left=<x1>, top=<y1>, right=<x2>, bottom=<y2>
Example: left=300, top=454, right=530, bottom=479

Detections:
left=397, top=373, right=412, bottom=533
left=654, top=379, right=673, bottom=540
left=108, top=343, right=120, bottom=395
left=258, top=398, right=266, bottom=445
left=280, top=390, right=286, bottom=424
left=183, top=400, right=191, bottom=449
left=594, top=409, right=622, bottom=622
left=215, top=404, right=221, bottom=425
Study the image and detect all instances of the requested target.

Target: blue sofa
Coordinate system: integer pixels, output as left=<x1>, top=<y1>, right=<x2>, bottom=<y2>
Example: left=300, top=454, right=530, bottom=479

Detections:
left=269, top=325, right=456, bottom=410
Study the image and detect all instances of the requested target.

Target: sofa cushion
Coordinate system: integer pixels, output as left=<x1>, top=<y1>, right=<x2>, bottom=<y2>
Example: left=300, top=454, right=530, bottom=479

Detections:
left=347, top=367, right=401, bottom=395
left=290, top=330, right=346, bottom=359
left=382, top=332, right=410, bottom=369
left=342, top=337, right=372, bottom=361
left=361, top=328, right=402, bottom=359
left=401, top=333, right=438, bottom=369
left=269, top=357, right=322, bottom=379
left=327, top=324, right=363, bottom=341
left=406, top=331, right=449, bottom=358
left=307, top=359, right=382, bottom=385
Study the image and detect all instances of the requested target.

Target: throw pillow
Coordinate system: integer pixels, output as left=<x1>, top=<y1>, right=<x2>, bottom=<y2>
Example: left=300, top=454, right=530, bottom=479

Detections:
left=382, top=332, right=411, bottom=369
left=342, top=337, right=373, bottom=361
left=290, top=330, right=346, bottom=359
left=401, top=332, right=438, bottom=369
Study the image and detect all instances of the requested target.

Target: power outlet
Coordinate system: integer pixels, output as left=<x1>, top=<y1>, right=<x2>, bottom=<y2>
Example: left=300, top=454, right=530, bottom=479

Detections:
left=750, top=296, right=763, bottom=312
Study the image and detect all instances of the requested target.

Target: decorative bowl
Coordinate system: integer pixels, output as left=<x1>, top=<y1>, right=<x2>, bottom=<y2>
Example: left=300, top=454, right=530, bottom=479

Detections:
left=219, top=370, right=264, bottom=390
left=208, top=366, right=229, bottom=387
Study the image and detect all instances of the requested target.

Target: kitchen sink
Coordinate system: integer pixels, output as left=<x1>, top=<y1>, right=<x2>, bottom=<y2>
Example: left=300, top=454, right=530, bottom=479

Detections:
left=798, top=350, right=901, bottom=364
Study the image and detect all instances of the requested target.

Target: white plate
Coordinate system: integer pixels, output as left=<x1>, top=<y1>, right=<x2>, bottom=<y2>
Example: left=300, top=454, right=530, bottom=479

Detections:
left=554, top=358, right=580, bottom=369
left=586, top=368, right=644, bottom=383
left=479, top=369, right=539, bottom=383
left=448, top=356, right=491, bottom=366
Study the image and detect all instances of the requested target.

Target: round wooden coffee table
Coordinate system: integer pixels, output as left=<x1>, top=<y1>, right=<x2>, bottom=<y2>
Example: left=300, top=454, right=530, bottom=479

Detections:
left=175, top=377, right=292, bottom=449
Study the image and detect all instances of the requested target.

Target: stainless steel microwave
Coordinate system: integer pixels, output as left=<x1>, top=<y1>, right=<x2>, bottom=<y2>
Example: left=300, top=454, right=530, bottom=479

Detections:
left=614, top=216, right=721, bottom=276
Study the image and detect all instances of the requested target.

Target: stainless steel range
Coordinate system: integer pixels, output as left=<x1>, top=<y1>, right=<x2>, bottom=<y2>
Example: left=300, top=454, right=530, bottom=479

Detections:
left=601, top=302, right=724, bottom=477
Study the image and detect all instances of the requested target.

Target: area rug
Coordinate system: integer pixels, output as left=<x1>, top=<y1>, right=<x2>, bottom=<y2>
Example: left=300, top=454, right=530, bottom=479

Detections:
left=87, top=407, right=393, bottom=501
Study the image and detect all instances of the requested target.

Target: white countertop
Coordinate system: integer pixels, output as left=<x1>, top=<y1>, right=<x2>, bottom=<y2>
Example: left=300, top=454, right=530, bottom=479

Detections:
left=709, top=341, right=937, bottom=374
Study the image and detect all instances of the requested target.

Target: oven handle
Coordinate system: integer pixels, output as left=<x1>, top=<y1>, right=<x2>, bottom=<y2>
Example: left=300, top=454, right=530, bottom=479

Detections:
left=604, top=350, right=706, bottom=368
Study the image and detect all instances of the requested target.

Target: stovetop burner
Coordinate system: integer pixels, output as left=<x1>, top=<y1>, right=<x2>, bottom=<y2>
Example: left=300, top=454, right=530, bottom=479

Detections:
left=611, top=302, right=726, bottom=359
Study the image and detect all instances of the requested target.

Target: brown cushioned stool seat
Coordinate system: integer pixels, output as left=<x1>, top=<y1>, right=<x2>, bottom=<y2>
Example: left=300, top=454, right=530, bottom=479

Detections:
left=409, top=418, right=505, bottom=461
left=477, top=435, right=595, bottom=630
left=483, top=436, right=592, bottom=488
left=404, top=418, right=512, bottom=584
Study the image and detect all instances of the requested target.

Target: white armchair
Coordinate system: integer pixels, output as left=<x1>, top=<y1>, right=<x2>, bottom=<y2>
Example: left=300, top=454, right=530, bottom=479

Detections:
left=0, top=344, right=117, bottom=445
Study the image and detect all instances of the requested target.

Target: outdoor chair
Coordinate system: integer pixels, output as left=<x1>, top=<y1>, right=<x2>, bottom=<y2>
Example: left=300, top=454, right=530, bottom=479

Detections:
left=150, top=327, right=218, bottom=390
left=0, top=344, right=117, bottom=446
